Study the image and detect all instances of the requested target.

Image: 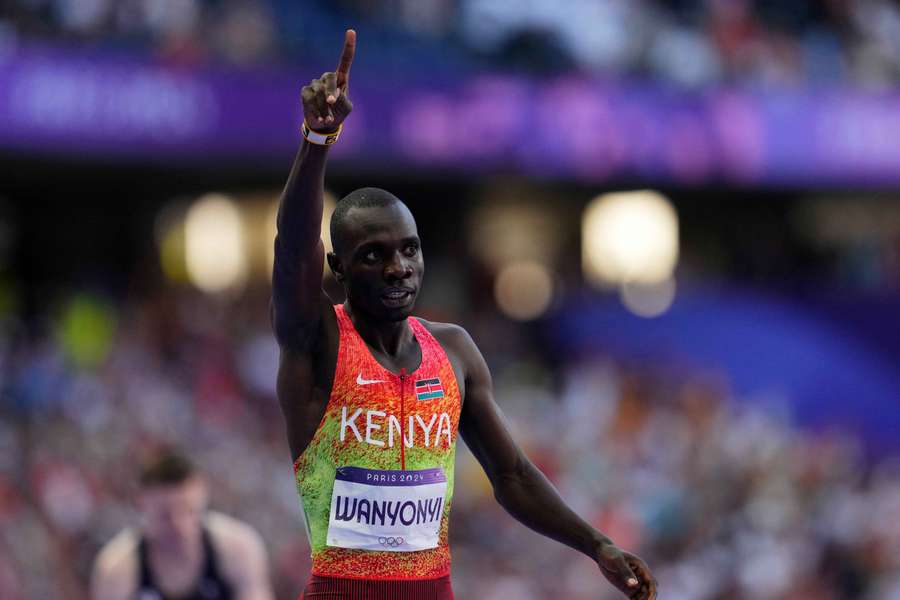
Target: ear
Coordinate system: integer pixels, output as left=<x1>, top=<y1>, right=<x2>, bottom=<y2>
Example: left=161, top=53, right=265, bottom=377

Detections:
left=326, top=252, right=344, bottom=282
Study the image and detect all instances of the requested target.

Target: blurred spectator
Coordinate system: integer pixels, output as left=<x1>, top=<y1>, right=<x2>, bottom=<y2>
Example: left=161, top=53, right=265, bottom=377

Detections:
left=89, top=447, right=273, bottom=600
left=4, top=0, right=900, bottom=87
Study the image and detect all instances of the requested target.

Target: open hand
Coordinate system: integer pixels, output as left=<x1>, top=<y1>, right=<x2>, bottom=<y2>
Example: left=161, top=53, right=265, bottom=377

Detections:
left=597, top=543, right=658, bottom=599
left=301, top=29, right=356, bottom=133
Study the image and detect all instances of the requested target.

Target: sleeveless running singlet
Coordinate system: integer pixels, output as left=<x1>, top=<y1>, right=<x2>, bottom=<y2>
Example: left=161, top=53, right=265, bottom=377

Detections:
left=293, top=305, right=462, bottom=581
left=136, top=526, right=232, bottom=600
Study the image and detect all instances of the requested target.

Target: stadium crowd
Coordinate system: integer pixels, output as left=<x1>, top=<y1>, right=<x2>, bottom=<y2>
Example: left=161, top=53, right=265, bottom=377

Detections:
left=0, top=284, right=898, bottom=599
left=3, top=0, right=900, bottom=87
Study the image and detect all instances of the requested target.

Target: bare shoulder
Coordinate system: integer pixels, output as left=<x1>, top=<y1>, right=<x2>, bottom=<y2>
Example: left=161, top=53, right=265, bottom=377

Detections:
left=207, top=511, right=266, bottom=554
left=90, top=529, right=139, bottom=600
left=206, top=512, right=268, bottom=582
left=416, top=318, right=486, bottom=389
left=93, top=528, right=139, bottom=576
left=417, top=319, right=476, bottom=353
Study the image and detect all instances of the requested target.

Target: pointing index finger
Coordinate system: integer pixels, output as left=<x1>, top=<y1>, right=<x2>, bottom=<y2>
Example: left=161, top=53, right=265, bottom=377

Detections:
left=336, top=29, right=356, bottom=88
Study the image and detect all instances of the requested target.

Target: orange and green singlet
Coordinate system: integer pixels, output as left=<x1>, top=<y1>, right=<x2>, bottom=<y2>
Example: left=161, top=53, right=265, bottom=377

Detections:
left=293, top=304, right=462, bottom=581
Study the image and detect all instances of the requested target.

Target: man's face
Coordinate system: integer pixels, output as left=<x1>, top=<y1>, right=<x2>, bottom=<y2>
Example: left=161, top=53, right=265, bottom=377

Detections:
left=331, top=203, right=424, bottom=322
left=139, top=477, right=208, bottom=550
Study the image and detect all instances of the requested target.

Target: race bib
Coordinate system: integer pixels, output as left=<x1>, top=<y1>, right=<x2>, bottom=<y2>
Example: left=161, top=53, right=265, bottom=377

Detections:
left=326, top=466, right=447, bottom=552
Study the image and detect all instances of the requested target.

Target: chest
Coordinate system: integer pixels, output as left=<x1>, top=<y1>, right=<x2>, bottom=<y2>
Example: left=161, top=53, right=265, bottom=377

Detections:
left=335, top=367, right=459, bottom=452
left=154, top=552, right=200, bottom=585
left=324, top=314, right=464, bottom=458
left=143, top=552, right=218, bottom=600
left=365, top=340, right=421, bottom=376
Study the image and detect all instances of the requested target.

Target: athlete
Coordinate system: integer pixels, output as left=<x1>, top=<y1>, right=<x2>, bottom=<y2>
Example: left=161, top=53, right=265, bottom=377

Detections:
left=273, top=29, right=658, bottom=599
left=90, top=449, right=273, bottom=600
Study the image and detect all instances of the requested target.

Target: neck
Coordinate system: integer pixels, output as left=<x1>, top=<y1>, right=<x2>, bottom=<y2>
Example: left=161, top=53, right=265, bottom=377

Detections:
left=344, top=302, right=413, bottom=357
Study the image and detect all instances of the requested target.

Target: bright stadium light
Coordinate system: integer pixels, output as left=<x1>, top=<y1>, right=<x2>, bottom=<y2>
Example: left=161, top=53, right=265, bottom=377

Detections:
left=620, top=277, right=677, bottom=318
left=467, top=192, right=562, bottom=270
left=185, top=193, right=247, bottom=292
left=582, top=190, right=679, bottom=286
left=494, top=261, right=554, bottom=321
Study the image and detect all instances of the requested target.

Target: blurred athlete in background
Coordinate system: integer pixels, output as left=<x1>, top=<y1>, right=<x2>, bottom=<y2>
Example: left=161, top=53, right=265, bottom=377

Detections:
left=90, top=449, right=273, bottom=600
left=273, top=29, right=657, bottom=600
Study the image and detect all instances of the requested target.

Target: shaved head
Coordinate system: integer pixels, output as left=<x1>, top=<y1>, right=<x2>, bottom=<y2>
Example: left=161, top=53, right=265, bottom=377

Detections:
left=330, top=187, right=403, bottom=256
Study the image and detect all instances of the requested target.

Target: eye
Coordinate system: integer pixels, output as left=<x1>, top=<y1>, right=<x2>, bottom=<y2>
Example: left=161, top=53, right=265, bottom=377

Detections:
left=403, top=243, right=419, bottom=257
left=363, top=249, right=379, bottom=263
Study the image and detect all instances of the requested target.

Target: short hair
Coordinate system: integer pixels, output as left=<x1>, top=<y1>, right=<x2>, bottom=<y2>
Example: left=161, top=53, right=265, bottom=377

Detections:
left=139, top=448, right=197, bottom=488
left=330, top=187, right=402, bottom=255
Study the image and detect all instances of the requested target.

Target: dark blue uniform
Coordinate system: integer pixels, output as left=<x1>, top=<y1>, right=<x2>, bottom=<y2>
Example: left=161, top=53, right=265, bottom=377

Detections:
left=136, top=527, right=233, bottom=600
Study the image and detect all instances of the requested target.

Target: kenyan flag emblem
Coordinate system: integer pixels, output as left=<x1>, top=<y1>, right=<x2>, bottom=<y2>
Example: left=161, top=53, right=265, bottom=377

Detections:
left=415, top=378, right=444, bottom=401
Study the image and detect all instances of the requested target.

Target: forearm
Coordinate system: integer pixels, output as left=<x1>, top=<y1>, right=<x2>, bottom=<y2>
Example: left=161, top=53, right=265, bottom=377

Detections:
left=493, top=457, right=610, bottom=559
left=277, top=28, right=354, bottom=261
left=271, top=29, right=354, bottom=343
left=275, top=139, right=330, bottom=258
left=271, top=139, right=331, bottom=342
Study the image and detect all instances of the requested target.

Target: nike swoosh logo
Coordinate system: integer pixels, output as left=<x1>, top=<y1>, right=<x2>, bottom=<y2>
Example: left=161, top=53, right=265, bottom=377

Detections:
left=356, top=373, right=386, bottom=386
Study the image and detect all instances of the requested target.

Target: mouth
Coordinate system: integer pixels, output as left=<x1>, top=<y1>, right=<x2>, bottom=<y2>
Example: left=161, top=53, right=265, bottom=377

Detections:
left=380, top=287, right=415, bottom=308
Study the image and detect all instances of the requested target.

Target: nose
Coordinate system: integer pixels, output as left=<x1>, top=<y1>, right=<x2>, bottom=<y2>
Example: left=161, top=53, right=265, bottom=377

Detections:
left=384, top=251, right=412, bottom=281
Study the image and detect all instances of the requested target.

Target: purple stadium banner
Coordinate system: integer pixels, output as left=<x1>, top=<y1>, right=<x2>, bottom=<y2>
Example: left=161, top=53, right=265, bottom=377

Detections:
left=3, top=42, right=900, bottom=185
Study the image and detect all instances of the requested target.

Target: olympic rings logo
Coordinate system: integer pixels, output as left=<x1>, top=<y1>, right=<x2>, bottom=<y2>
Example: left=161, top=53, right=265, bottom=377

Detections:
left=378, top=536, right=404, bottom=547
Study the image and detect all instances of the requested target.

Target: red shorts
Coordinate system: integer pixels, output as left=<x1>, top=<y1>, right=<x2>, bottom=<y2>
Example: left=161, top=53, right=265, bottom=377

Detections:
left=300, top=574, right=454, bottom=599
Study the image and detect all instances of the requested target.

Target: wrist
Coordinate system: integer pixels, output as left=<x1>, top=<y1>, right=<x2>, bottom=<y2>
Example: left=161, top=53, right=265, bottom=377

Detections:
left=307, top=121, right=340, bottom=134
left=302, top=120, right=342, bottom=145
left=588, top=533, right=615, bottom=560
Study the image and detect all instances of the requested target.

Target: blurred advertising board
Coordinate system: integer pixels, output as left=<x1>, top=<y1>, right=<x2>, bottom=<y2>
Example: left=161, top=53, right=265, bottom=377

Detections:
left=3, top=42, right=900, bottom=186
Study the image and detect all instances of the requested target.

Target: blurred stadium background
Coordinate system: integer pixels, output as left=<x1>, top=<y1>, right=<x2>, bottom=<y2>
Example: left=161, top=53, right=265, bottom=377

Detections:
left=2, top=1, right=900, bottom=598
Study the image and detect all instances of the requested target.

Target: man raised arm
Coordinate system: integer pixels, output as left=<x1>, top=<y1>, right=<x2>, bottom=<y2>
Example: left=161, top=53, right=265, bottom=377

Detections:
left=274, top=30, right=657, bottom=599
left=271, top=30, right=355, bottom=459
